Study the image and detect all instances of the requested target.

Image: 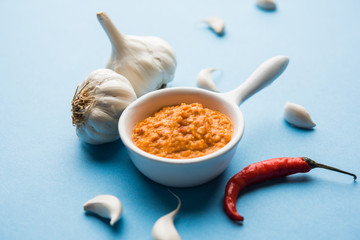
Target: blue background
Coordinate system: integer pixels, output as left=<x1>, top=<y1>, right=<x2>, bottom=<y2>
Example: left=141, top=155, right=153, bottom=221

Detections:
left=1, top=0, right=359, bottom=239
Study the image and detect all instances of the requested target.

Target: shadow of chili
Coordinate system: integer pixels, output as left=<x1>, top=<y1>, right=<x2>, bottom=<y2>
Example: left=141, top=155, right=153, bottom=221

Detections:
left=241, top=175, right=312, bottom=196
left=225, top=175, right=313, bottom=226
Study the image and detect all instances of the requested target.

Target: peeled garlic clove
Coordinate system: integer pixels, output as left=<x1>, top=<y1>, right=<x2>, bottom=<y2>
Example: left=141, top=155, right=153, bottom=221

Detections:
left=256, top=0, right=277, bottom=11
left=97, top=11, right=177, bottom=97
left=204, top=16, right=225, bottom=36
left=83, top=195, right=123, bottom=226
left=196, top=68, right=220, bottom=92
left=72, top=68, right=137, bottom=144
left=152, top=192, right=182, bottom=240
left=284, top=102, right=316, bottom=129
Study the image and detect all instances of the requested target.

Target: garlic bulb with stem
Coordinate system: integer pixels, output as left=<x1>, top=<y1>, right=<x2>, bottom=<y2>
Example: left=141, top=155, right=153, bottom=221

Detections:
left=71, top=69, right=137, bottom=144
left=97, top=11, right=177, bottom=97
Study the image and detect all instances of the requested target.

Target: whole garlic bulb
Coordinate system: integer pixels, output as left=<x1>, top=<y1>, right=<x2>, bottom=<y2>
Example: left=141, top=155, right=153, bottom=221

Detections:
left=71, top=69, right=137, bottom=144
left=97, top=11, right=177, bottom=97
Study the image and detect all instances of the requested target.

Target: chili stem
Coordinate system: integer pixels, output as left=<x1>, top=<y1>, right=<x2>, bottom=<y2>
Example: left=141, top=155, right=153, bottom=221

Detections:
left=302, top=157, right=357, bottom=180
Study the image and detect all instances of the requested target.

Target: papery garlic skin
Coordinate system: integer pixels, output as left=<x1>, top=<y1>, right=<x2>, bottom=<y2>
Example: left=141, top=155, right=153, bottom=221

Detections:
left=97, top=12, right=177, bottom=97
left=72, top=69, right=137, bottom=144
left=256, top=0, right=277, bottom=11
left=284, top=102, right=316, bottom=129
left=204, top=16, right=225, bottom=36
left=196, top=68, right=220, bottom=92
left=152, top=192, right=182, bottom=240
left=83, top=195, right=123, bottom=226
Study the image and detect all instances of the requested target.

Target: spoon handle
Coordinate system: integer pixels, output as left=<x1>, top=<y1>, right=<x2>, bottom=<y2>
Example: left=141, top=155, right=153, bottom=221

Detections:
left=224, top=55, right=289, bottom=106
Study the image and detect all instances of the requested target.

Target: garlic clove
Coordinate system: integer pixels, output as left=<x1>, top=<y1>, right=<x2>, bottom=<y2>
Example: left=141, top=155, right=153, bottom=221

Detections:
left=83, top=195, right=123, bottom=226
left=76, top=107, right=120, bottom=144
left=256, top=0, right=277, bottom=11
left=72, top=68, right=137, bottom=144
left=86, top=108, right=118, bottom=135
left=196, top=68, right=220, bottom=92
left=95, top=80, right=135, bottom=99
left=97, top=11, right=177, bottom=97
left=152, top=191, right=182, bottom=240
left=203, top=16, right=225, bottom=36
left=76, top=125, right=117, bottom=145
left=284, top=102, right=316, bottom=129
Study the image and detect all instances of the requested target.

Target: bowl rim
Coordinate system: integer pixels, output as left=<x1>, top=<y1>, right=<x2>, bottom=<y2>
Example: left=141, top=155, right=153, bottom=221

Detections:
left=118, top=87, right=245, bottom=165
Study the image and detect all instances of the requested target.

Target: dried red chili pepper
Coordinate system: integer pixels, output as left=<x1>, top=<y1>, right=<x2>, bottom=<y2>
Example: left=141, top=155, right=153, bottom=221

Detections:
left=224, top=157, right=357, bottom=221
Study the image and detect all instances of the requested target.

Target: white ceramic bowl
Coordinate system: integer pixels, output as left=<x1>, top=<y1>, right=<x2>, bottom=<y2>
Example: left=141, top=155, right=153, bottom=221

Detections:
left=119, top=56, right=289, bottom=187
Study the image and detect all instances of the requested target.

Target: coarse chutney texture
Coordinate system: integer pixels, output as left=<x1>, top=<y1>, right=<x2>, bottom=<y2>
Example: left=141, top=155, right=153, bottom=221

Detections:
left=132, top=103, right=234, bottom=159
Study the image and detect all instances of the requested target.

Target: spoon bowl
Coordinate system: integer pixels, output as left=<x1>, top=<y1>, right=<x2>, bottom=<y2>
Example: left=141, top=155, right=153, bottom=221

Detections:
left=119, top=56, right=289, bottom=187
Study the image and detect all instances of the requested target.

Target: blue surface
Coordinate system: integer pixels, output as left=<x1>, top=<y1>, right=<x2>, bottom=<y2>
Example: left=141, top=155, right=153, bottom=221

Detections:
left=1, top=0, right=360, bottom=239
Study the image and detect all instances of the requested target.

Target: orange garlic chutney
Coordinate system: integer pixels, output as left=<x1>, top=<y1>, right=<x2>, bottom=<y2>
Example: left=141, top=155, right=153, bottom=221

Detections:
left=132, top=103, right=233, bottom=159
